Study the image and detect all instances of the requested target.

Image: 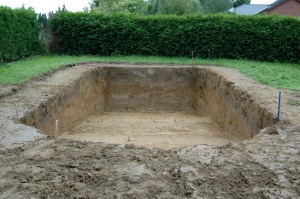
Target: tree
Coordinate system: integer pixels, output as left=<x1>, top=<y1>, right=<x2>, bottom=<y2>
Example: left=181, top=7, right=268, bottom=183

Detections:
left=147, top=0, right=203, bottom=15
left=90, top=0, right=147, bottom=14
left=200, top=0, right=250, bottom=14
left=235, top=0, right=251, bottom=7
left=90, top=0, right=203, bottom=15
left=200, top=0, right=232, bottom=14
left=57, top=4, right=67, bottom=12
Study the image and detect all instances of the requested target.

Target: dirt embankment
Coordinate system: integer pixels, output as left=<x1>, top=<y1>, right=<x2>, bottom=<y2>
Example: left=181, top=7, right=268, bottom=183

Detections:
left=0, top=63, right=299, bottom=198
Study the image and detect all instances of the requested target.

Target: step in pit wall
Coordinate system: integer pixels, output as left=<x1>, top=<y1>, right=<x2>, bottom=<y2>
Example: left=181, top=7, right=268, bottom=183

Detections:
left=20, top=66, right=275, bottom=139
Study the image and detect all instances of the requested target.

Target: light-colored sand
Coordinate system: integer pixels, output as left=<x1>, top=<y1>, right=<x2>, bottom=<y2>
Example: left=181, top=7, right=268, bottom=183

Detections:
left=60, top=112, right=233, bottom=149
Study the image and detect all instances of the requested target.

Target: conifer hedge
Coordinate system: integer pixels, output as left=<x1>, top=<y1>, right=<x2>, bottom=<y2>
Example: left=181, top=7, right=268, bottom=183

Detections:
left=51, top=12, right=300, bottom=63
left=0, top=7, right=40, bottom=63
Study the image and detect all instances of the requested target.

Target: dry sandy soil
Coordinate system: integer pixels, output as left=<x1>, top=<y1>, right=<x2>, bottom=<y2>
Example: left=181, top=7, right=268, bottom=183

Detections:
left=0, top=63, right=299, bottom=198
left=60, top=112, right=230, bottom=149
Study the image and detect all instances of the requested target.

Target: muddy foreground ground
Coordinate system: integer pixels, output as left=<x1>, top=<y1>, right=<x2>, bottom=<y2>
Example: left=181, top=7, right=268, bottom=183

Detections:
left=0, top=64, right=299, bottom=198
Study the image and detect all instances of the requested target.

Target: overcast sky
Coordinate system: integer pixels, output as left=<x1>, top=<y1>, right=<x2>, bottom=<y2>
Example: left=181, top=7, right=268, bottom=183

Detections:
left=0, top=0, right=277, bottom=14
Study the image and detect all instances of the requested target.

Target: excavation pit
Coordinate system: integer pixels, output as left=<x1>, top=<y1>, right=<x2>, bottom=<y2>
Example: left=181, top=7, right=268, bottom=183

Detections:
left=21, top=64, right=275, bottom=149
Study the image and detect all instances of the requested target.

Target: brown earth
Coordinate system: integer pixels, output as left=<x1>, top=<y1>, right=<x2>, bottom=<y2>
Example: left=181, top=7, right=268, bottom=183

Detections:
left=0, top=63, right=300, bottom=198
left=60, top=112, right=230, bottom=149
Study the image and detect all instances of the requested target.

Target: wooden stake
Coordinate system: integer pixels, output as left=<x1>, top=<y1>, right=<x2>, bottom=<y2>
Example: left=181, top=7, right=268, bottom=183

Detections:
left=55, top=120, right=59, bottom=139
left=228, top=124, right=232, bottom=145
left=15, top=103, right=19, bottom=120
left=191, top=51, right=194, bottom=66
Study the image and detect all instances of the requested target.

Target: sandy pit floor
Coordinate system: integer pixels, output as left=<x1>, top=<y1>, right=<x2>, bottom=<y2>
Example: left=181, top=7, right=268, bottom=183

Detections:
left=60, top=112, right=231, bottom=149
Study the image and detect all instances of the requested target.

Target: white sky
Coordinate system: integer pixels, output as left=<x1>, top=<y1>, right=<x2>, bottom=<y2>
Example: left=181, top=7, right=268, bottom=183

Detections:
left=0, top=0, right=91, bottom=13
left=0, top=0, right=277, bottom=14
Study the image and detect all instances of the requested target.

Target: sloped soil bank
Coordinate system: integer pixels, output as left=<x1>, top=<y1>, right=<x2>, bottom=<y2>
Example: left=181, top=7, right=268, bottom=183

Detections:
left=0, top=63, right=299, bottom=198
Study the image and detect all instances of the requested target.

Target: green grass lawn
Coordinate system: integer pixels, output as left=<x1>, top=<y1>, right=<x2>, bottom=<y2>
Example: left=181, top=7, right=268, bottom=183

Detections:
left=0, top=55, right=299, bottom=91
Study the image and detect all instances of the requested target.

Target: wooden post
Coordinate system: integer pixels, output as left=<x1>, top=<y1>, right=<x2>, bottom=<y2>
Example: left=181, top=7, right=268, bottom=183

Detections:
left=191, top=51, right=194, bottom=66
left=228, top=122, right=232, bottom=145
left=15, top=103, right=19, bottom=120
left=55, top=120, right=59, bottom=139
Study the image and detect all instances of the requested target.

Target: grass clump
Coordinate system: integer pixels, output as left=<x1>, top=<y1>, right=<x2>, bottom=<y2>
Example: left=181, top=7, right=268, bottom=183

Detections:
left=288, top=101, right=300, bottom=106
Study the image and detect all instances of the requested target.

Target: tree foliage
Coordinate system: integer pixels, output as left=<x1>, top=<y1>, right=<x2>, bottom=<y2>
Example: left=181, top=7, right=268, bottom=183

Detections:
left=147, top=0, right=203, bottom=15
left=90, top=0, right=203, bottom=15
left=200, top=0, right=232, bottom=14
left=235, top=0, right=251, bottom=7
left=200, top=0, right=251, bottom=14
left=90, top=0, right=147, bottom=14
left=89, top=0, right=251, bottom=15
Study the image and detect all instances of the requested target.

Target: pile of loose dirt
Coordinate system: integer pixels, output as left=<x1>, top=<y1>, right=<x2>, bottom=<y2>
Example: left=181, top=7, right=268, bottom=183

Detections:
left=0, top=128, right=299, bottom=198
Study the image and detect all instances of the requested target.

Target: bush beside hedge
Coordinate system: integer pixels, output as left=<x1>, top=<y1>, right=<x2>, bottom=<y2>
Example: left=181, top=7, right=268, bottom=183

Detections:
left=51, top=13, right=300, bottom=63
left=0, top=7, right=41, bottom=63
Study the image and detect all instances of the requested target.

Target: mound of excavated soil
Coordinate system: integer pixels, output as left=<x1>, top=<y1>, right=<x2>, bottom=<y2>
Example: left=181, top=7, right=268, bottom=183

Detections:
left=0, top=63, right=299, bottom=198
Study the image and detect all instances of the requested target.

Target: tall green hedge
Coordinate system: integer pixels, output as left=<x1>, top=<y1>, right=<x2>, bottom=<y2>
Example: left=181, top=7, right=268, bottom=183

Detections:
left=51, top=13, right=300, bottom=63
left=0, top=7, right=41, bottom=63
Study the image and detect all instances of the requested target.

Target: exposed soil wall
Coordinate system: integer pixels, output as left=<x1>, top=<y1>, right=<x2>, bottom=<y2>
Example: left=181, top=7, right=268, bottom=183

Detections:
left=105, top=67, right=196, bottom=112
left=20, top=65, right=276, bottom=140
left=21, top=68, right=108, bottom=136
left=195, top=69, right=275, bottom=139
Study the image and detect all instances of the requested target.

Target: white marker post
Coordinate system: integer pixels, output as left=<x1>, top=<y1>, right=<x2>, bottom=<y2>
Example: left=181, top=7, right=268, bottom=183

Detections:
left=191, top=51, right=195, bottom=66
left=55, top=120, right=59, bottom=139
left=15, top=103, right=19, bottom=120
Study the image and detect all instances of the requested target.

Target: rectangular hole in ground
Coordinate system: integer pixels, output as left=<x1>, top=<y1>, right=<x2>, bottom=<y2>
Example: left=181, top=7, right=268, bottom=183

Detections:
left=21, top=66, right=275, bottom=149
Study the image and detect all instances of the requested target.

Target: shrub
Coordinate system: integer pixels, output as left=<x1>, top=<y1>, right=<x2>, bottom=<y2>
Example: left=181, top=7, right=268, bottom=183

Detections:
left=50, top=13, right=300, bottom=63
left=0, top=6, right=41, bottom=63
